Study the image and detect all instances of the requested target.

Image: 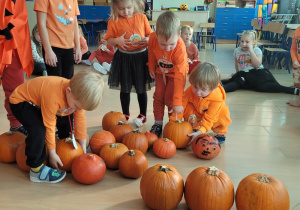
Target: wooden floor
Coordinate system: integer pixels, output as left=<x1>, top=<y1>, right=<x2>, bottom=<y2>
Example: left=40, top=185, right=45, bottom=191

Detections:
left=0, top=44, right=299, bottom=210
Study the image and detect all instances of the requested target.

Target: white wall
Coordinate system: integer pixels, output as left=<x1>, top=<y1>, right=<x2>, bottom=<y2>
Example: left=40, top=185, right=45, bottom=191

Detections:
left=26, top=1, right=37, bottom=33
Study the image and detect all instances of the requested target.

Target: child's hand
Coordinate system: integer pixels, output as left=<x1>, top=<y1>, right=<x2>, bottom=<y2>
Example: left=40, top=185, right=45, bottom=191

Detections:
left=74, top=47, right=82, bottom=64
left=117, top=32, right=131, bottom=50
left=137, top=37, right=149, bottom=48
left=188, top=58, right=193, bottom=64
left=293, top=61, right=300, bottom=69
left=45, top=49, right=57, bottom=67
left=149, top=71, right=156, bottom=79
left=169, top=105, right=184, bottom=120
left=77, top=139, right=87, bottom=153
left=187, top=130, right=202, bottom=145
left=48, top=149, right=63, bottom=169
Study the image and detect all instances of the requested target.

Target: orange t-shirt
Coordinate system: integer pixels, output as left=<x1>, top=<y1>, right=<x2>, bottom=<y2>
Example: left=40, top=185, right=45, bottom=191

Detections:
left=9, top=76, right=87, bottom=150
left=148, top=32, right=189, bottom=105
left=34, top=0, right=80, bottom=49
left=104, top=13, right=152, bottom=50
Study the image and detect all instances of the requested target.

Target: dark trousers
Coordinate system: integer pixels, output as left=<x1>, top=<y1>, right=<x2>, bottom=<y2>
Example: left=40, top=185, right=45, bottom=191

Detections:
left=32, top=62, right=47, bottom=76
left=82, top=51, right=91, bottom=60
left=42, top=47, right=74, bottom=79
left=10, top=102, right=72, bottom=168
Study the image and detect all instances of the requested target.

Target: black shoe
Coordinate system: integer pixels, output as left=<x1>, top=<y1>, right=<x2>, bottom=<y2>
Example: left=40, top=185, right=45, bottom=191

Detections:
left=10, top=125, right=28, bottom=136
left=150, top=124, right=163, bottom=138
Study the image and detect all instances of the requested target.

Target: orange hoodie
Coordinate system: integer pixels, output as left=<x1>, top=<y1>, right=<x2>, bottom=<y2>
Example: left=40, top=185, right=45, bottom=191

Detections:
left=172, top=84, right=231, bottom=135
left=291, top=26, right=300, bottom=63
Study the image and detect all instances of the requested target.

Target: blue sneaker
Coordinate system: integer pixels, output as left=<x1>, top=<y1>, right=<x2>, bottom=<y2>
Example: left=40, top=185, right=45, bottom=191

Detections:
left=81, top=60, right=91, bottom=66
left=215, top=135, right=226, bottom=144
left=10, top=125, right=28, bottom=136
left=30, top=165, right=66, bottom=183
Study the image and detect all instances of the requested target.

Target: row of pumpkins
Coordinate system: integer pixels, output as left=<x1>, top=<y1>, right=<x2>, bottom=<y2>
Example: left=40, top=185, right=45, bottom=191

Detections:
left=0, top=111, right=290, bottom=210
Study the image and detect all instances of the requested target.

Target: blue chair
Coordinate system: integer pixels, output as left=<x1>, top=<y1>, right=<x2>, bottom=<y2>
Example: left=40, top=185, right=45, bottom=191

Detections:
left=197, top=23, right=216, bottom=52
left=78, top=19, right=91, bottom=46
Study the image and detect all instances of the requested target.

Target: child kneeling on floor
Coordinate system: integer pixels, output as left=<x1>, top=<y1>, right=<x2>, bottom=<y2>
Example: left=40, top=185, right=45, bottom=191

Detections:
left=9, top=70, right=104, bottom=183
left=170, top=62, right=232, bottom=144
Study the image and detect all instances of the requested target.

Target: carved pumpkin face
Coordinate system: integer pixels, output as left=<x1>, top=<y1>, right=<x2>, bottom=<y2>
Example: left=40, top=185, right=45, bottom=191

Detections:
left=192, top=134, right=221, bottom=159
left=180, top=4, right=188, bottom=11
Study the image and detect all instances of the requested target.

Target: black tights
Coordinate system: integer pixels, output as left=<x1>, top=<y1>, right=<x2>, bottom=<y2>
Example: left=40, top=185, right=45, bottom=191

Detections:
left=120, top=92, right=147, bottom=117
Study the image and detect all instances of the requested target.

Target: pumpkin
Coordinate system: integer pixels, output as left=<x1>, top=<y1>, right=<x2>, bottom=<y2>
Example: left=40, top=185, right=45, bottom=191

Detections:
left=109, top=121, right=133, bottom=143
left=180, top=3, right=188, bottom=11
left=153, top=138, right=176, bottom=159
left=184, top=166, right=234, bottom=210
left=163, top=120, right=193, bottom=149
left=0, top=131, right=26, bottom=163
left=122, top=130, right=148, bottom=154
left=102, top=111, right=127, bottom=131
left=236, top=173, right=290, bottom=210
left=56, top=137, right=84, bottom=172
left=119, top=149, right=148, bottom=178
left=99, top=143, right=128, bottom=169
left=192, top=133, right=221, bottom=160
left=144, top=130, right=158, bottom=149
left=140, top=164, right=184, bottom=210
left=90, top=130, right=116, bottom=154
left=72, top=153, right=106, bottom=184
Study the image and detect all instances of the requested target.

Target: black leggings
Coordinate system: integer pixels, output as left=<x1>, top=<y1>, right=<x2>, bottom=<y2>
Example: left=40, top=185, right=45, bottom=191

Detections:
left=32, top=62, right=47, bottom=76
left=222, top=69, right=296, bottom=95
left=120, top=92, right=147, bottom=117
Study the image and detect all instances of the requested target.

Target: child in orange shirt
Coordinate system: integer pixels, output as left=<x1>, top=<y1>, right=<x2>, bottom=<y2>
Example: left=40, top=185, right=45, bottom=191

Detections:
left=81, top=30, right=115, bottom=75
left=105, top=0, right=153, bottom=127
left=173, top=62, right=231, bottom=144
left=181, top=25, right=201, bottom=74
left=148, top=11, right=189, bottom=137
left=9, top=70, right=104, bottom=183
left=78, top=25, right=91, bottom=60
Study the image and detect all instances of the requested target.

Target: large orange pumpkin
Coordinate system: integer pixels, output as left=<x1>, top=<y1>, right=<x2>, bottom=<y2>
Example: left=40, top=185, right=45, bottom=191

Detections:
left=163, top=120, right=193, bottom=148
left=184, top=166, right=234, bottom=210
left=140, top=164, right=184, bottom=210
left=56, top=138, right=84, bottom=172
left=0, top=131, right=26, bottom=163
left=153, top=138, right=176, bottom=159
left=99, top=143, right=128, bottom=169
left=102, top=111, right=127, bottom=131
left=119, top=149, right=148, bottom=178
left=109, top=121, right=133, bottom=143
left=236, top=173, right=290, bottom=210
left=144, top=130, right=158, bottom=149
left=90, top=130, right=116, bottom=154
left=192, top=134, right=221, bottom=159
left=72, top=153, right=106, bottom=184
left=122, top=130, right=148, bottom=154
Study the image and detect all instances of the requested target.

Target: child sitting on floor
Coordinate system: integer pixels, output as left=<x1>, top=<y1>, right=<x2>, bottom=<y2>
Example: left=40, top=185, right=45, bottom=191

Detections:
left=77, top=25, right=91, bottom=60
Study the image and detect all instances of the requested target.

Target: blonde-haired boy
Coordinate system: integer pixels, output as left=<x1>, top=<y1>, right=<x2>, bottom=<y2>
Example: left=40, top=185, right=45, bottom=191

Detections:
left=9, top=70, right=104, bottom=183
left=171, top=62, right=231, bottom=144
left=148, top=11, right=189, bottom=137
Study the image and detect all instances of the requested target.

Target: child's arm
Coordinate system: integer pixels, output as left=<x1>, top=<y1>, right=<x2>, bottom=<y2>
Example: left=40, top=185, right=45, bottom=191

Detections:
left=107, top=32, right=131, bottom=50
left=36, top=11, right=57, bottom=67
left=290, top=30, right=300, bottom=69
left=249, top=45, right=262, bottom=69
left=74, top=18, right=81, bottom=64
left=48, top=149, right=64, bottom=169
left=147, top=33, right=157, bottom=79
left=234, top=58, right=239, bottom=73
left=287, top=92, right=300, bottom=107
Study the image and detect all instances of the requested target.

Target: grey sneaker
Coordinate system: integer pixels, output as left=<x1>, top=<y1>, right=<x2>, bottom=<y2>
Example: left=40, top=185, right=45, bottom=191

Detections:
left=150, top=123, right=163, bottom=138
left=102, top=62, right=111, bottom=72
left=134, top=114, right=147, bottom=127
left=42, top=70, right=48, bottom=76
left=93, top=62, right=107, bottom=75
left=30, top=165, right=66, bottom=183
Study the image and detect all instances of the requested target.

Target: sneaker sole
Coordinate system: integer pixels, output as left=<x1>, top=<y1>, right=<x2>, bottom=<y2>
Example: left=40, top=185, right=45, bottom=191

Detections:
left=93, top=63, right=107, bottom=75
left=30, top=172, right=66, bottom=183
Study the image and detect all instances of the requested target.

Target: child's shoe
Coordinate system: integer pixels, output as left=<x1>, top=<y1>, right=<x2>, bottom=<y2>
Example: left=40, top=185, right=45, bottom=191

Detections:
left=30, top=165, right=66, bottom=183
left=81, top=60, right=91, bottom=66
left=124, top=114, right=130, bottom=122
left=150, top=123, right=163, bottom=137
left=93, top=62, right=107, bottom=75
left=10, top=125, right=28, bottom=136
left=215, top=135, right=226, bottom=144
left=42, top=70, right=48, bottom=76
left=102, top=62, right=111, bottom=72
left=134, top=114, right=147, bottom=127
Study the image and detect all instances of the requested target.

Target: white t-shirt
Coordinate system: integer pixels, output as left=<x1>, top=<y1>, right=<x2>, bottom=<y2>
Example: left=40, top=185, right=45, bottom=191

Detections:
left=233, top=47, right=264, bottom=71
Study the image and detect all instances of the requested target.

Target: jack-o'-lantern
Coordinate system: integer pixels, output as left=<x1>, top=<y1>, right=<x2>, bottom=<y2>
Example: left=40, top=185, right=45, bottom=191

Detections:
left=180, top=4, right=189, bottom=11
left=192, top=133, right=221, bottom=159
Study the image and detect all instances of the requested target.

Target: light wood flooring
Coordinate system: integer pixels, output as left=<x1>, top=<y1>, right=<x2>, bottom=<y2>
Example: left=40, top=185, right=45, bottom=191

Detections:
left=0, top=44, right=299, bottom=210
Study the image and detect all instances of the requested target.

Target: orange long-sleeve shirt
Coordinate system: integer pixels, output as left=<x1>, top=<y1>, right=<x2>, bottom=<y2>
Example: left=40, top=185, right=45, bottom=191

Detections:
left=172, top=84, right=231, bottom=134
left=291, top=26, right=300, bottom=63
left=9, top=76, right=87, bottom=150
left=80, top=36, right=88, bottom=55
left=148, top=32, right=189, bottom=105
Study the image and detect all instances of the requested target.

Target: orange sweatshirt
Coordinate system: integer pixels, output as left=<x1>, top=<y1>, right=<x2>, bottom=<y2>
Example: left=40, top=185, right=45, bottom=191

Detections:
left=9, top=76, right=87, bottom=150
left=172, top=84, right=231, bottom=134
left=291, top=26, right=300, bottom=63
left=148, top=32, right=189, bottom=105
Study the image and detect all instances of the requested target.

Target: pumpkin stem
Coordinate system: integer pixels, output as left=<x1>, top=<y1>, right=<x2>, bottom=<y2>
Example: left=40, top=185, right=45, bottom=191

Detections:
left=110, top=143, right=119, bottom=148
left=164, top=138, right=169, bottom=142
left=7, top=130, right=13, bottom=136
left=257, top=175, right=270, bottom=183
left=117, top=121, right=125, bottom=125
left=128, top=149, right=136, bottom=156
left=175, top=120, right=182, bottom=124
left=208, top=131, right=219, bottom=137
left=158, top=165, right=172, bottom=173
left=207, top=166, right=219, bottom=176
left=133, top=129, right=140, bottom=133
left=65, top=137, right=73, bottom=144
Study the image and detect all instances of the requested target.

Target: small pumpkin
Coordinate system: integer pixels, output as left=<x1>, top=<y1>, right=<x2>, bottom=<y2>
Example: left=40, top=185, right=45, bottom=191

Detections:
left=102, top=111, right=127, bottom=131
left=122, top=130, right=148, bottom=154
left=72, top=153, right=106, bottom=184
left=144, top=130, right=158, bottom=149
left=99, top=143, right=128, bottom=169
left=192, top=133, right=221, bottom=160
left=180, top=3, right=188, bottom=11
left=90, top=130, right=116, bottom=154
left=56, top=137, right=84, bottom=172
left=0, top=131, right=26, bottom=163
left=119, top=149, right=148, bottom=178
left=236, top=173, right=290, bottom=210
left=140, top=164, right=184, bottom=210
left=184, top=166, right=234, bottom=210
left=163, top=120, right=193, bottom=148
left=153, top=138, right=176, bottom=159
left=109, top=121, right=133, bottom=143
